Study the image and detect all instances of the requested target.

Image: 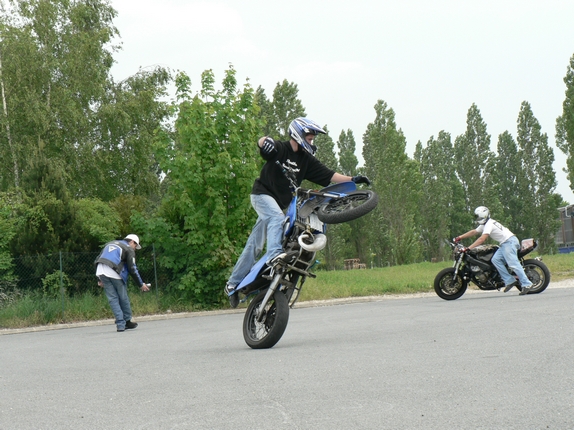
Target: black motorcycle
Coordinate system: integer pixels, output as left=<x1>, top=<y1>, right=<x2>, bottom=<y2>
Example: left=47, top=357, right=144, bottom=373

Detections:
left=434, top=239, right=550, bottom=300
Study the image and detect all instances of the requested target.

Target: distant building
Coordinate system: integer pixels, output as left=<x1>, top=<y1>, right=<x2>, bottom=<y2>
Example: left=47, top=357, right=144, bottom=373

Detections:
left=556, top=205, right=574, bottom=253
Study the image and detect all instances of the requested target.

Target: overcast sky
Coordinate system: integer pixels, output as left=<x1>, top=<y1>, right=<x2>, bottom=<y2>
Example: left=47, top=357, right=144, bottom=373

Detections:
left=110, top=0, right=574, bottom=203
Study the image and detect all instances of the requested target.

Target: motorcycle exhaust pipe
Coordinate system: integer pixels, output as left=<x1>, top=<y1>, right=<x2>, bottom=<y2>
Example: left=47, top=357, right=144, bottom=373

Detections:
left=298, top=233, right=327, bottom=252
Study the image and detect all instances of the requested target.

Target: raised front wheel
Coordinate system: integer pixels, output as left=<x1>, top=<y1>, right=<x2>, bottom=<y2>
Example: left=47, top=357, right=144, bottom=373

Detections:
left=317, top=190, right=378, bottom=224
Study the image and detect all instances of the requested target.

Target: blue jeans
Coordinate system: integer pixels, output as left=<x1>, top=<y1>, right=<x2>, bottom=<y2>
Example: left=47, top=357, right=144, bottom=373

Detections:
left=228, top=194, right=284, bottom=286
left=100, top=275, right=132, bottom=330
left=491, top=236, right=533, bottom=287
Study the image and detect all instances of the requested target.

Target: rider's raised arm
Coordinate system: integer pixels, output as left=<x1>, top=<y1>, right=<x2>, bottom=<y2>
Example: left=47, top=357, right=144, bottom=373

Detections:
left=331, top=173, right=353, bottom=183
left=331, top=173, right=371, bottom=186
left=455, top=229, right=481, bottom=243
left=258, top=136, right=278, bottom=160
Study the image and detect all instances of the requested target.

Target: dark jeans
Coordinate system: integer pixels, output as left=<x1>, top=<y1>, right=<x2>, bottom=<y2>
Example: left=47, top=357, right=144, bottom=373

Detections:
left=100, top=275, right=132, bottom=330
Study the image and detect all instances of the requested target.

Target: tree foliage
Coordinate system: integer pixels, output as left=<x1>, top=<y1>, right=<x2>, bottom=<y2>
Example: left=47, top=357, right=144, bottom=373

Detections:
left=0, top=0, right=118, bottom=192
left=415, top=131, right=463, bottom=260
left=0, top=0, right=171, bottom=256
left=454, top=104, right=500, bottom=212
left=254, top=80, right=306, bottom=140
left=0, top=193, right=17, bottom=276
left=556, top=53, right=574, bottom=192
left=494, top=131, right=522, bottom=233
left=338, top=129, right=359, bottom=176
left=86, top=67, right=171, bottom=201
left=363, top=100, right=422, bottom=266
left=515, top=102, right=560, bottom=252
left=147, top=66, right=262, bottom=306
left=0, top=0, right=171, bottom=203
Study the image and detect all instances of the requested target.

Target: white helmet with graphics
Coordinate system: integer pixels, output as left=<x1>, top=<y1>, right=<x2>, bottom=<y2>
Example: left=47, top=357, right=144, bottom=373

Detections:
left=474, top=206, right=490, bottom=225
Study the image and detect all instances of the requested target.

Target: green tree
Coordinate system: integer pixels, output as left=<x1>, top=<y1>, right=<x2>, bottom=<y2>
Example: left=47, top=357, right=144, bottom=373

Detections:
left=0, top=193, right=18, bottom=279
left=0, top=0, right=118, bottom=191
left=493, top=131, right=522, bottom=233
left=556, top=53, right=574, bottom=193
left=253, top=85, right=274, bottom=137
left=0, top=0, right=171, bottom=202
left=415, top=131, right=463, bottom=260
left=89, top=67, right=171, bottom=201
left=454, top=104, right=499, bottom=212
left=363, top=100, right=421, bottom=266
left=255, top=80, right=306, bottom=140
left=10, top=154, right=120, bottom=255
left=314, top=125, right=339, bottom=171
left=147, top=66, right=262, bottom=306
left=515, top=101, right=560, bottom=252
left=338, top=129, right=359, bottom=176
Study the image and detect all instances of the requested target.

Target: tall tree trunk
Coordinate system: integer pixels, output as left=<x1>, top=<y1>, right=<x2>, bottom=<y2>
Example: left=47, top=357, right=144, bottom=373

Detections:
left=0, top=47, right=19, bottom=189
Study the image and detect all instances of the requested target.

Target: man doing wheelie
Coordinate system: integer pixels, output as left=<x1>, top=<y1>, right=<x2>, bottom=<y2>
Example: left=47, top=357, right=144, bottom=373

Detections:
left=224, top=117, right=370, bottom=307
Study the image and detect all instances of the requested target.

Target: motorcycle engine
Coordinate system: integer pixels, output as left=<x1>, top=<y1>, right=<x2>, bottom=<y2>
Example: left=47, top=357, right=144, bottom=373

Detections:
left=470, top=265, right=489, bottom=284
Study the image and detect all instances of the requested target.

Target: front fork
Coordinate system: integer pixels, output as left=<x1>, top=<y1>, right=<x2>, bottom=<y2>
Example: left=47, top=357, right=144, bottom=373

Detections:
left=255, top=255, right=317, bottom=322
left=452, top=257, right=462, bottom=278
left=256, top=272, right=283, bottom=322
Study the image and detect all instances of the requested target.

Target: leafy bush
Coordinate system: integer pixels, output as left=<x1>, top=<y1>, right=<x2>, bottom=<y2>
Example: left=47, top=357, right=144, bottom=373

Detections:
left=42, top=270, right=72, bottom=298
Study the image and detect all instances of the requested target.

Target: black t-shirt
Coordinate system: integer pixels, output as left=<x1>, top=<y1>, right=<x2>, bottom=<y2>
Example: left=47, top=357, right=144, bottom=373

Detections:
left=251, top=140, right=335, bottom=209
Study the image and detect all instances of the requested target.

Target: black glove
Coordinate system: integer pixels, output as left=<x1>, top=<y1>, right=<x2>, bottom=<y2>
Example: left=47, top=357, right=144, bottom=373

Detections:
left=261, top=137, right=276, bottom=155
left=352, top=175, right=371, bottom=186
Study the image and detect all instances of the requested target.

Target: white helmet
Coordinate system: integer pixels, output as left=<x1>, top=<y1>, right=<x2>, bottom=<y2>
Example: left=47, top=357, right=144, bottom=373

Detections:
left=124, top=234, right=141, bottom=249
left=474, top=206, right=490, bottom=225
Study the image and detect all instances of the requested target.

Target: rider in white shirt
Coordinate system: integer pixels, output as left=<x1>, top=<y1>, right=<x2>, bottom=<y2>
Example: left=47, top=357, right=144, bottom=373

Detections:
left=454, top=206, right=533, bottom=295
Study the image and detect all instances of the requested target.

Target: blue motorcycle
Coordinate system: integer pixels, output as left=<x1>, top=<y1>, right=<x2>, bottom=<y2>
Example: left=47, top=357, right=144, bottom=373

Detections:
left=230, top=162, right=378, bottom=349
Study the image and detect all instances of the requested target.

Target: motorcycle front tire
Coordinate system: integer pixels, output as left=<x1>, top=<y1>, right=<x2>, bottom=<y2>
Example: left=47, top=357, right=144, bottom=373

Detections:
left=434, top=267, right=468, bottom=300
left=243, top=289, right=289, bottom=349
left=317, top=190, right=378, bottom=224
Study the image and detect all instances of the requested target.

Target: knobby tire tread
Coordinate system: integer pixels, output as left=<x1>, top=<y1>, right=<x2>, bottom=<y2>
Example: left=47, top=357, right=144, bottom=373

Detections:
left=317, top=190, right=378, bottom=224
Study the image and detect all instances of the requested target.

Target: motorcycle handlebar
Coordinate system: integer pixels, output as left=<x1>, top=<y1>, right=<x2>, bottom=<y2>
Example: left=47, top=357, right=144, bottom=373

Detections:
left=275, top=161, right=298, bottom=189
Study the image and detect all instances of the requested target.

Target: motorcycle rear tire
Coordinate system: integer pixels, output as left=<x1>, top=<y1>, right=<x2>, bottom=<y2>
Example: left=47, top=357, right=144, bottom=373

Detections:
left=317, top=190, right=378, bottom=224
left=243, top=289, right=289, bottom=349
left=434, top=267, right=468, bottom=300
left=521, top=259, right=550, bottom=294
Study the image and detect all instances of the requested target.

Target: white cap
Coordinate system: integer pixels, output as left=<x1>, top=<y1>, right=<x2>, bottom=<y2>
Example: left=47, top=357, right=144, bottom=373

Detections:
left=124, top=234, right=141, bottom=249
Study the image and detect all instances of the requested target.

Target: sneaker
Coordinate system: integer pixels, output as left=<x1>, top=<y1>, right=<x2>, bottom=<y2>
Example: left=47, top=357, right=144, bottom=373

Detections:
left=117, top=327, right=125, bottom=332
left=225, top=283, right=239, bottom=309
left=269, top=252, right=287, bottom=266
left=269, top=250, right=298, bottom=268
left=125, top=320, right=138, bottom=329
left=519, top=285, right=532, bottom=296
left=503, top=281, right=519, bottom=293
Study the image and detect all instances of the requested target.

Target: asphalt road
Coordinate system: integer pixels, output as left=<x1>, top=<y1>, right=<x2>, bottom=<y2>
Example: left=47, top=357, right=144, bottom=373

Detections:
left=1, top=283, right=573, bottom=430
